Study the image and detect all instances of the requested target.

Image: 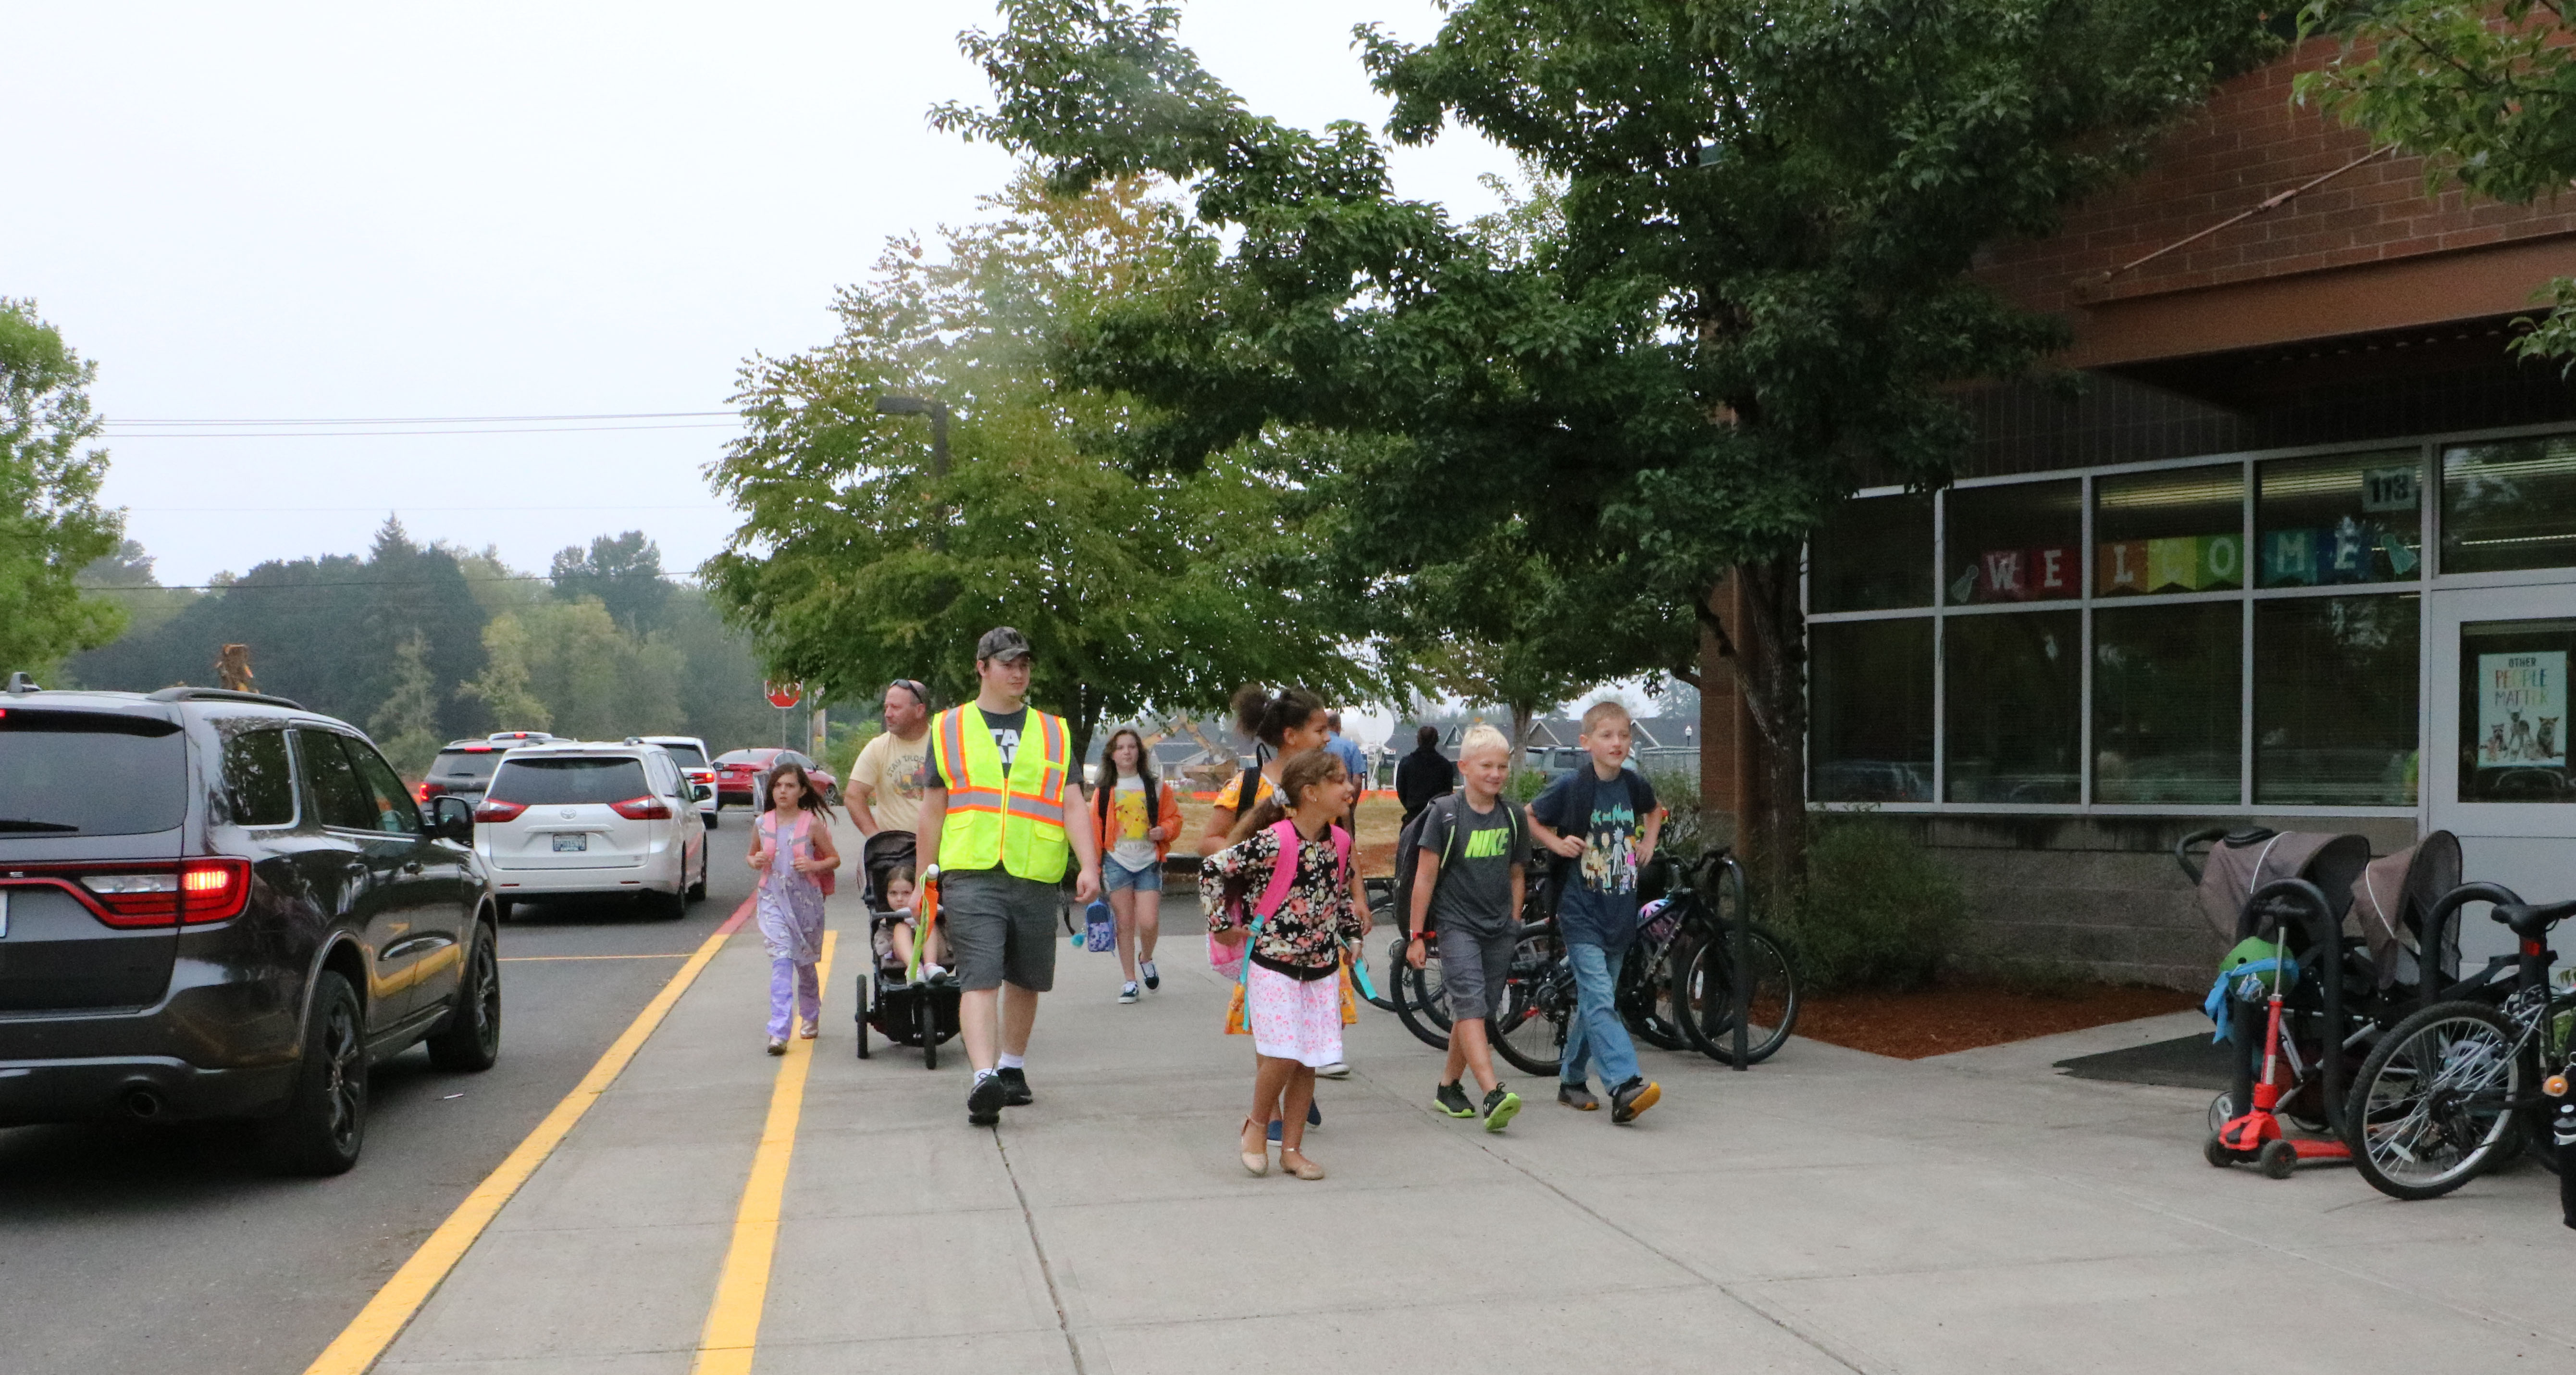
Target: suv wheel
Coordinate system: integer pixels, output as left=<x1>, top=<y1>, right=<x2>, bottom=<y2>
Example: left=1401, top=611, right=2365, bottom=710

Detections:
left=642, top=887, right=686, bottom=920
left=686, top=850, right=708, bottom=903
left=426, top=926, right=502, bottom=1072
left=492, top=897, right=514, bottom=923
left=264, top=970, right=368, bottom=1175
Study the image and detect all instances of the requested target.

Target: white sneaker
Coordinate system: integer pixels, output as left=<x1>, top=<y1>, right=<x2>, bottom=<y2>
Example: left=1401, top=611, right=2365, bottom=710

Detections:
left=1118, top=982, right=1140, bottom=1004
left=1317, top=1061, right=1350, bottom=1078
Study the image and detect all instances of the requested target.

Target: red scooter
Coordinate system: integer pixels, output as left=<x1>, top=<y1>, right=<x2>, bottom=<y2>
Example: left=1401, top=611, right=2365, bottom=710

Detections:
left=2205, top=915, right=2354, bottom=1178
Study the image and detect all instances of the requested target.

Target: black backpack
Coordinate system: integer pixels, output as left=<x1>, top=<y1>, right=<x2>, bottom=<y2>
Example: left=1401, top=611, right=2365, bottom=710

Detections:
left=1390, top=793, right=1523, bottom=935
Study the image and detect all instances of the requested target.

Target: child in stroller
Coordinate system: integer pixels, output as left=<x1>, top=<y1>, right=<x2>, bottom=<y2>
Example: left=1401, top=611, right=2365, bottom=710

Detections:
left=854, top=829, right=962, bottom=1064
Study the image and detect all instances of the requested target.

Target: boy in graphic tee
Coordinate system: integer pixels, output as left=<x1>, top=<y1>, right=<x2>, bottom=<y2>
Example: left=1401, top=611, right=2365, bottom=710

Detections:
left=1528, top=700, right=1662, bottom=1124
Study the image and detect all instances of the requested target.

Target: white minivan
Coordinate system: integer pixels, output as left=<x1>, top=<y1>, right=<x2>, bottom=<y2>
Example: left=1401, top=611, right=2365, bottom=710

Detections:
left=473, top=741, right=708, bottom=918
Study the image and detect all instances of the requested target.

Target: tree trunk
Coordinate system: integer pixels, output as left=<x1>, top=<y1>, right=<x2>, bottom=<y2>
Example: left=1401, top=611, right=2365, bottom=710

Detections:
left=1707, top=555, right=1809, bottom=897
left=1508, top=699, right=1537, bottom=776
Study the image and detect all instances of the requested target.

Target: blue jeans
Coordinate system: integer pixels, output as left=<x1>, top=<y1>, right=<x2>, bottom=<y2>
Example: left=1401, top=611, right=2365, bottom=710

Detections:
left=1560, top=941, right=1640, bottom=1091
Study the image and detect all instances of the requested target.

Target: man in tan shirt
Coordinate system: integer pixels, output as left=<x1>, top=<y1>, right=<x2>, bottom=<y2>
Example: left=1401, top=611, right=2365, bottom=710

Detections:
left=850, top=678, right=931, bottom=836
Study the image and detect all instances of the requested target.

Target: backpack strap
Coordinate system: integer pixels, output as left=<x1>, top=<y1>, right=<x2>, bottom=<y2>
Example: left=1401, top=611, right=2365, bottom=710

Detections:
left=1253, top=819, right=1304, bottom=920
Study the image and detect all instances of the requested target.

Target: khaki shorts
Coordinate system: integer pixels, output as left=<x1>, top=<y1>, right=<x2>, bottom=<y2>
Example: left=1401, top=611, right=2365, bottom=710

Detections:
left=939, top=870, right=1061, bottom=992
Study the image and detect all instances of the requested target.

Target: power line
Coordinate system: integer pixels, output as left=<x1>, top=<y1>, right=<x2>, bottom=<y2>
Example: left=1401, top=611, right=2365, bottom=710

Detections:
left=99, top=422, right=742, bottom=438
left=121, top=503, right=718, bottom=513
left=105, top=411, right=739, bottom=425
left=85, top=575, right=566, bottom=592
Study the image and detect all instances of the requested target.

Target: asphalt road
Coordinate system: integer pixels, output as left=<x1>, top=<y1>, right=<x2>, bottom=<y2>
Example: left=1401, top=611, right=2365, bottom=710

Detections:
left=0, top=810, right=763, bottom=1375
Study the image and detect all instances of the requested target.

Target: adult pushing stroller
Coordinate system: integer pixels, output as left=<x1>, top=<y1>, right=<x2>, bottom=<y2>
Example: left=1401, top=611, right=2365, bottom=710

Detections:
left=851, top=830, right=961, bottom=1066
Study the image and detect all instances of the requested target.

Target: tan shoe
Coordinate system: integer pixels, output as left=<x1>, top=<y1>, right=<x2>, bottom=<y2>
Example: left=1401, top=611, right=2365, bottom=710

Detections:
left=1280, top=1149, right=1325, bottom=1181
left=1239, top=1118, right=1269, bottom=1177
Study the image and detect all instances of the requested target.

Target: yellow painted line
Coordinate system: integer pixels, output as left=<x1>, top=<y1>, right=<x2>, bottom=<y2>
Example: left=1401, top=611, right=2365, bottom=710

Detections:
left=498, top=953, right=693, bottom=962
left=300, top=917, right=744, bottom=1375
left=692, top=929, right=838, bottom=1375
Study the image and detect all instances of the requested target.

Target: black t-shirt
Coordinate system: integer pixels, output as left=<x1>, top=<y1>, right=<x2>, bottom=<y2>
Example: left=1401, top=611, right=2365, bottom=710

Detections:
left=1422, top=796, right=1522, bottom=936
left=922, top=706, right=1030, bottom=788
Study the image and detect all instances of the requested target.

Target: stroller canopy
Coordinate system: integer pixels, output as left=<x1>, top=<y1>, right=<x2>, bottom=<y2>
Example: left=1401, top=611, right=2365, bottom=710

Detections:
left=2193, top=829, right=2372, bottom=945
left=2346, top=830, right=2463, bottom=990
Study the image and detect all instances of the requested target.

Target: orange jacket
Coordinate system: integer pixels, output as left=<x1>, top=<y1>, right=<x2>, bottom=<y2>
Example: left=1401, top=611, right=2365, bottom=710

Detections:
left=1091, top=773, right=1184, bottom=865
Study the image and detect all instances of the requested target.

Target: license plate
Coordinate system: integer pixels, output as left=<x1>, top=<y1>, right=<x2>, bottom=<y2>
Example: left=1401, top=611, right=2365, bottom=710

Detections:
left=552, top=833, right=588, bottom=852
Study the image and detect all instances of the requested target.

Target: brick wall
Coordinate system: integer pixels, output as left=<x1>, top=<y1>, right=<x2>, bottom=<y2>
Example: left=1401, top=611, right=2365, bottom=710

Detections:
left=1979, top=39, right=2576, bottom=317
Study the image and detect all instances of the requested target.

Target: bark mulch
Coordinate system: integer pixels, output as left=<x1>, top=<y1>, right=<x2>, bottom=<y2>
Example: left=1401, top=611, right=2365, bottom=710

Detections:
left=1795, top=978, right=2199, bottom=1060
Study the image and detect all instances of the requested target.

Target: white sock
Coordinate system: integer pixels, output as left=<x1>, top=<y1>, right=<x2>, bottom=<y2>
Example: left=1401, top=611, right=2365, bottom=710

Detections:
left=973, top=1068, right=995, bottom=1084
left=998, top=1052, right=1025, bottom=1071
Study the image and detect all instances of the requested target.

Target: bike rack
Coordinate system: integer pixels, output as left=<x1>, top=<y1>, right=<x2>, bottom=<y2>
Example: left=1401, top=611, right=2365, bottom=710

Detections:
left=2413, top=881, right=2525, bottom=1015
left=2233, top=877, right=2349, bottom=1139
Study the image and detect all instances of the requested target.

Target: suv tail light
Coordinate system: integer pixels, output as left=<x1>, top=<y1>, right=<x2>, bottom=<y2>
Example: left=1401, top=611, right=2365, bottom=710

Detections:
left=63, top=858, right=253, bottom=927
left=414, top=781, right=436, bottom=803
left=609, top=795, right=671, bottom=821
left=474, top=799, right=528, bottom=823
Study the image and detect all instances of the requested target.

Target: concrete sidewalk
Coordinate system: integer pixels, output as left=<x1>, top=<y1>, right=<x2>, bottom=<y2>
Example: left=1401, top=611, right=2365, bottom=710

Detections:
left=372, top=830, right=2574, bottom=1374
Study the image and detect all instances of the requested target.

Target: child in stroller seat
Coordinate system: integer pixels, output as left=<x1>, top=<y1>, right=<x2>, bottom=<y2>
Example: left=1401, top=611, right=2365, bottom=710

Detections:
left=879, top=865, right=950, bottom=984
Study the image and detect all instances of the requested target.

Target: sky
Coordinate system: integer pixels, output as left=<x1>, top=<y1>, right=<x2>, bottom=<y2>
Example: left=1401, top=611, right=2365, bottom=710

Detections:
left=5, top=2, right=1517, bottom=590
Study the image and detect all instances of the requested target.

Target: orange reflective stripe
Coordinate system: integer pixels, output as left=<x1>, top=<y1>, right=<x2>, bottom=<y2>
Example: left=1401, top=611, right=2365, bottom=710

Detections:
left=940, top=712, right=972, bottom=790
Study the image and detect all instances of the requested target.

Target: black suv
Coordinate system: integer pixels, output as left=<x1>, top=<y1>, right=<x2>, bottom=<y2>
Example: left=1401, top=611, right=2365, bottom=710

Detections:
left=0, top=679, right=501, bottom=1174
left=421, top=731, right=556, bottom=806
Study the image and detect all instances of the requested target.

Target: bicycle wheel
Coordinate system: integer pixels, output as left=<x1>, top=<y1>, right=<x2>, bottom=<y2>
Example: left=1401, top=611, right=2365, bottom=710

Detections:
left=2348, top=999, right=2527, bottom=1201
left=1681, top=923, right=1800, bottom=1066
left=1492, top=946, right=1569, bottom=1077
left=1392, top=942, right=1451, bottom=1051
left=1622, top=935, right=1688, bottom=1051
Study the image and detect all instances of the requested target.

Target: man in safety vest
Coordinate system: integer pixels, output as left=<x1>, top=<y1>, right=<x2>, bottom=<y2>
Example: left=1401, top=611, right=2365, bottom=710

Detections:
left=916, top=626, right=1103, bottom=1126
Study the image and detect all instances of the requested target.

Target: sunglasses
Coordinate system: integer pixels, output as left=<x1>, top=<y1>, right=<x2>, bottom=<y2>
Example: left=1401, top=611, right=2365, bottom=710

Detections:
left=888, top=679, right=928, bottom=706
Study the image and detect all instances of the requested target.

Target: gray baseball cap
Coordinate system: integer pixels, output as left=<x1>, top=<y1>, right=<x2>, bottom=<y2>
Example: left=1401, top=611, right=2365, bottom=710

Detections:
left=976, top=625, right=1033, bottom=663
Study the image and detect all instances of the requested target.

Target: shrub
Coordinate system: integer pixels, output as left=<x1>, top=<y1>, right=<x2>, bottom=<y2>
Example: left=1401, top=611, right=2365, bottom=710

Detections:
left=1777, top=817, right=1969, bottom=992
left=1640, top=766, right=1704, bottom=862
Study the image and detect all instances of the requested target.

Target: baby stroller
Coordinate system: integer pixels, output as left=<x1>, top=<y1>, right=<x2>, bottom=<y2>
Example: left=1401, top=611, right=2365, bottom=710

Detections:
left=2179, top=827, right=2461, bottom=1173
left=852, top=830, right=960, bottom=1067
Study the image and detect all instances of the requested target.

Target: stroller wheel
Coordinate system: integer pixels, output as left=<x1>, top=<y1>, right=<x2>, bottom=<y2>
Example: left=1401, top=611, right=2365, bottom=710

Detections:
left=919, top=997, right=939, bottom=1071
left=2206, top=1092, right=2234, bottom=1137
left=2259, top=1138, right=2299, bottom=1179
left=2204, top=1134, right=2234, bottom=1168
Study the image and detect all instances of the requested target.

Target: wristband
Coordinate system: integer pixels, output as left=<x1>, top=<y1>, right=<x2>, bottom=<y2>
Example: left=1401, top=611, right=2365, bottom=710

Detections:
left=1409, top=930, right=1426, bottom=941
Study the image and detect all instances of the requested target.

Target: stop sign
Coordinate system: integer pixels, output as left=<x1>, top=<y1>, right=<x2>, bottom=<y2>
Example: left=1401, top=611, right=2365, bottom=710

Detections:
left=765, top=681, right=804, bottom=710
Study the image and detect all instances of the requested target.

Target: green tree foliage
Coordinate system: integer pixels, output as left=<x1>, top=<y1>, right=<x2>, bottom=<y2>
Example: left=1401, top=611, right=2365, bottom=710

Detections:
left=2297, top=0, right=2576, bottom=367
left=704, top=171, right=1367, bottom=763
left=76, top=540, right=198, bottom=643
left=551, top=530, right=672, bottom=633
left=1, top=299, right=126, bottom=676
left=936, top=0, right=2268, bottom=884
left=464, top=597, right=683, bottom=743
left=369, top=630, right=446, bottom=774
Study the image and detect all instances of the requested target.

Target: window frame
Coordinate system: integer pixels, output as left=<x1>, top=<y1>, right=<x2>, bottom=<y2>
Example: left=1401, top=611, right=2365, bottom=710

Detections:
left=1802, top=421, right=2576, bottom=819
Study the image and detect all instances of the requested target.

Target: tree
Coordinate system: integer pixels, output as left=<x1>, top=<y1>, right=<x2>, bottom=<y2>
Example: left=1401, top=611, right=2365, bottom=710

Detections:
left=937, top=0, right=2269, bottom=887
left=75, top=540, right=197, bottom=645
left=1, top=299, right=126, bottom=677
left=704, top=171, right=1369, bottom=764
left=369, top=631, right=445, bottom=774
left=461, top=598, right=683, bottom=744
left=551, top=531, right=672, bottom=633
left=2297, top=0, right=2576, bottom=367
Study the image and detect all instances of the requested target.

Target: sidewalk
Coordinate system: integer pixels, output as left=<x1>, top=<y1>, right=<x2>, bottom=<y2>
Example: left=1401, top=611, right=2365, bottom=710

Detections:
left=370, top=825, right=2574, bottom=1374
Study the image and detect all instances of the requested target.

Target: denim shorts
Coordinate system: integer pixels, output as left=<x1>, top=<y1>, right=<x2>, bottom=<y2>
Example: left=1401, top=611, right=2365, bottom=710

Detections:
left=1102, top=853, right=1163, bottom=892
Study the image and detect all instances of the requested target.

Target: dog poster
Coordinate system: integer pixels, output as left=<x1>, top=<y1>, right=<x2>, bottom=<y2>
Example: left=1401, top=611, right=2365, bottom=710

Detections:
left=2478, top=651, right=2566, bottom=766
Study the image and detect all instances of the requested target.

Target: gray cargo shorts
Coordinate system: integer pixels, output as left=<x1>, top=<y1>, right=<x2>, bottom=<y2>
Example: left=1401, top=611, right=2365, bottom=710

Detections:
left=939, top=869, right=1061, bottom=992
left=1437, top=923, right=1518, bottom=1024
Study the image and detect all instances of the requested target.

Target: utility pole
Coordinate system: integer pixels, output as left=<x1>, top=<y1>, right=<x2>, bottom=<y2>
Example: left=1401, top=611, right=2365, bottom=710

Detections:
left=875, top=395, right=950, bottom=551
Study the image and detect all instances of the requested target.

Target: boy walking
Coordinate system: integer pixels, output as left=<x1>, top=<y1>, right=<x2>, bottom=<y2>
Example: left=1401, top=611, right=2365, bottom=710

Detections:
left=1528, top=700, right=1662, bottom=1124
left=1405, top=725, right=1526, bottom=1132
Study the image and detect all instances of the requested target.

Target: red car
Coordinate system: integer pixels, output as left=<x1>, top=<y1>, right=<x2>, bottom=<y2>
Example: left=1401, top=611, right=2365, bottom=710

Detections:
left=713, top=747, right=838, bottom=809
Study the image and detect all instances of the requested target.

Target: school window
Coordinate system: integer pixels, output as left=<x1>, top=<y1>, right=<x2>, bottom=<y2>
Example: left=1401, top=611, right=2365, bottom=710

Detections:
left=1798, top=433, right=2545, bottom=814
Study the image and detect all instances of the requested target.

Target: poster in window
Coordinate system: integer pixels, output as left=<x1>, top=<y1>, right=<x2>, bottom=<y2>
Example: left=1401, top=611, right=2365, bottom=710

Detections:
left=2477, top=651, right=2566, bottom=767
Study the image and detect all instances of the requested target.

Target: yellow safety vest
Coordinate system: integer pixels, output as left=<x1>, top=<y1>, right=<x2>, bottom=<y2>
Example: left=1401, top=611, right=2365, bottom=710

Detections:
left=933, top=703, right=1071, bottom=881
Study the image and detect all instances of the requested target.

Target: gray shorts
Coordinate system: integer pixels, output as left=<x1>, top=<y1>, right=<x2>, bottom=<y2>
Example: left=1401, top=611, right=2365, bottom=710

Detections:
left=1437, top=924, right=1517, bottom=1024
left=939, top=871, right=1060, bottom=992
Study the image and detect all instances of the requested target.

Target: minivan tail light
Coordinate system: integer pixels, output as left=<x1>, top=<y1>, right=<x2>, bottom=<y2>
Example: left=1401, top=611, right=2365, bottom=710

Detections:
left=609, top=795, right=671, bottom=821
left=475, top=799, right=528, bottom=823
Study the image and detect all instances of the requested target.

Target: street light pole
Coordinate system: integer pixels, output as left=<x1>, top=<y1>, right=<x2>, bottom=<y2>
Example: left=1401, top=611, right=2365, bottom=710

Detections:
left=875, top=395, right=951, bottom=552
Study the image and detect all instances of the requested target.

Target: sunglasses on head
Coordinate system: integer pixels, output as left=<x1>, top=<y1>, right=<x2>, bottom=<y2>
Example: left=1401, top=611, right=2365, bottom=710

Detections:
left=888, top=679, right=928, bottom=706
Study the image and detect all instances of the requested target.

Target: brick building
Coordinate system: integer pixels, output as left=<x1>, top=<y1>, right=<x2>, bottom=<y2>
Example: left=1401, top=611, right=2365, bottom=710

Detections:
left=1698, top=39, right=2576, bottom=988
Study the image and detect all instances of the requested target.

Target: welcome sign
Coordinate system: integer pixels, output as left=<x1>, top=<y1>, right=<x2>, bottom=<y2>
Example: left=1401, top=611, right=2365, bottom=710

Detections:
left=2477, top=651, right=2566, bottom=768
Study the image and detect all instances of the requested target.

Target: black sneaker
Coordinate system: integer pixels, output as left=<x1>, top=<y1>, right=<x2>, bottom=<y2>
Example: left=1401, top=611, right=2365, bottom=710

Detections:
left=1558, top=1082, right=1599, bottom=1112
left=967, top=1073, right=1006, bottom=1126
left=1433, top=1081, right=1475, bottom=1118
left=1140, top=959, right=1160, bottom=991
left=1610, top=1076, right=1661, bottom=1124
left=1482, top=1087, right=1523, bottom=1133
left=997, top=1066, right=1033, bottom=1106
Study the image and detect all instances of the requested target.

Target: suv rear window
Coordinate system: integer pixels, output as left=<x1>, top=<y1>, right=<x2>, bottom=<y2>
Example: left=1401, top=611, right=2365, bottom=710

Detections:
left=655, top=742, right=709, bottom=769
left=489, top=756, right=650, bottom=806
left=0, top=710, right=187, bottom=836
left=431, top=748, right=504, bottom=782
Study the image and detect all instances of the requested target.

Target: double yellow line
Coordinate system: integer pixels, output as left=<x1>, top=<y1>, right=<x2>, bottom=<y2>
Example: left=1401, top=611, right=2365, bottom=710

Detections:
left=304, top=919, right=836, bottom=1375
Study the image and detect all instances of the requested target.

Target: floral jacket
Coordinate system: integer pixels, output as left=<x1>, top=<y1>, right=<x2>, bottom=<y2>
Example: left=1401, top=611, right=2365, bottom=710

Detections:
left=1201, top=822, right=1364, bottom=975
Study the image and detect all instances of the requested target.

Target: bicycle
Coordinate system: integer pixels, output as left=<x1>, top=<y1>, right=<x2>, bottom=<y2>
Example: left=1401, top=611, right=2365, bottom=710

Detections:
left=2346, top=891, right=2576, bottom=1200
left=1664, top=850, right=1801, bottom=1066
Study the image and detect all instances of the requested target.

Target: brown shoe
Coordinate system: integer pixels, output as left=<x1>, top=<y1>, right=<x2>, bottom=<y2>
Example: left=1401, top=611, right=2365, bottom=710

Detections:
left=1558, top=1082, right=1599, bottom=1111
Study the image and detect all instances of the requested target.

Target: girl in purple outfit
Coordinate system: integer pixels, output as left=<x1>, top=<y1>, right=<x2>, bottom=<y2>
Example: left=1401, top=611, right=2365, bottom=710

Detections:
left=749, top=761, right=841, bottom=1053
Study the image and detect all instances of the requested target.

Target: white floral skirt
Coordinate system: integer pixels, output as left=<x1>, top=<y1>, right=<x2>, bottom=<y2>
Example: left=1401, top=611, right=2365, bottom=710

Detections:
left=1246, top=962, right=1343, bottom=1067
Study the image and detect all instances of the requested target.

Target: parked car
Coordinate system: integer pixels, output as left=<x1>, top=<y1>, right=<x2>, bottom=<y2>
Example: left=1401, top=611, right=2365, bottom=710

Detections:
left=0, top=677, right=500, bottom=1175
left=636, top=734, right=720, bottom=829
left=713, top=747, right=838, bottom=809
left=473, top=741, right=709, bottom=919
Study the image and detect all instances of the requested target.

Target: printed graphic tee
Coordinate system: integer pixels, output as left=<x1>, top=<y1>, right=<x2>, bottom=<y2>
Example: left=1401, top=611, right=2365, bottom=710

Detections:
left=922, top=707, right=1030, bottom=788
left=1421, top=797, right=1521, bottom=937
left=1109, top=775, right=1157, bottom=870
left=1531, top=769, right=1658, bottom=949
left=853, top=729, right=929, bottom=832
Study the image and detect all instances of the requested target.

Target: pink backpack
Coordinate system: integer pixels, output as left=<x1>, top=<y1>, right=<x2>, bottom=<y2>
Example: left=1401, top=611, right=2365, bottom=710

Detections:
left=1208, top=819, right=1350, bottom=977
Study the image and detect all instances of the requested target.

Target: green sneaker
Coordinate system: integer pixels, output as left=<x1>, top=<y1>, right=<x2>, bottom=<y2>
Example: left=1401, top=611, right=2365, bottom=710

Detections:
left=1481, top=1087, right=1523, bottom=1134
left=1432, top=1081, right=1475, bottom=1118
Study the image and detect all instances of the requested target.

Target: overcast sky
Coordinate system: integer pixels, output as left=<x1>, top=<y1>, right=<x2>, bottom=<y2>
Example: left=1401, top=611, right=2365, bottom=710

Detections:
left=6, top=2, right=1514, bottom=589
